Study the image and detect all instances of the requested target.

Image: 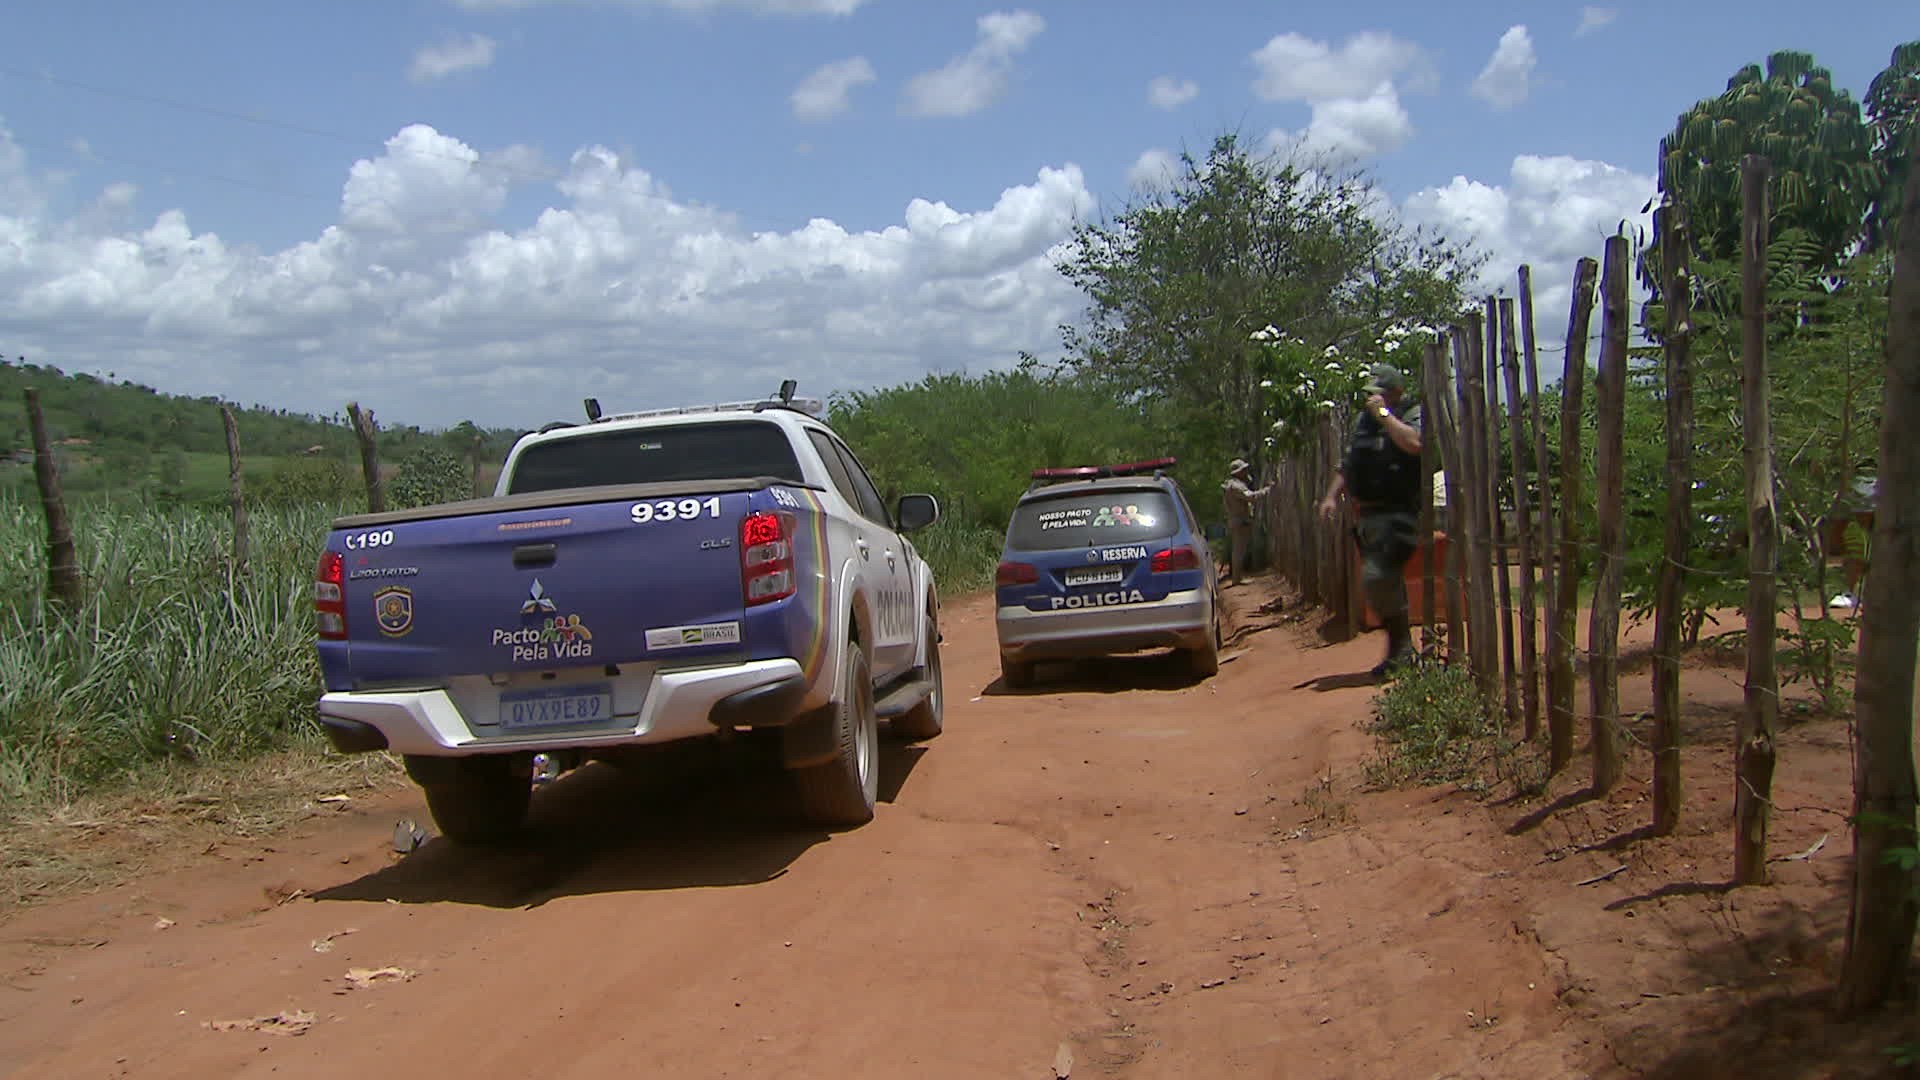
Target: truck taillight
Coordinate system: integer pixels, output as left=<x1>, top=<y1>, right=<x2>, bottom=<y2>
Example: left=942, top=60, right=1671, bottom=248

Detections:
left=742, top=510, right=796, bottom=605
left=1151, top=546, right=1200, bottom=573
left=996, top=560, right=1038, bottom=586
left=315, top=550, right=347, bottom=639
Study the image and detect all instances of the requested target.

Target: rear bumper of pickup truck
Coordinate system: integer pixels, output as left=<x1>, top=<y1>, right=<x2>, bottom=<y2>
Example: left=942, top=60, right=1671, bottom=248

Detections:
left=315, top=658, right=806, bottom=756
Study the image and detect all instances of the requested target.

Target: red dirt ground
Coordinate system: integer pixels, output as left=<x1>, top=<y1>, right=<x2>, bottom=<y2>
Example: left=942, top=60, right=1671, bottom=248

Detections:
left=0, top=577, right=1910, bottom=1078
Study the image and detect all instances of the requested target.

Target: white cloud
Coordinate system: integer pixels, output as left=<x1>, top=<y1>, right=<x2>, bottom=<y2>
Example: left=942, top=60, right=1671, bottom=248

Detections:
left=791, top=57, right=876, bottom=121
left=1402, top=154, right=1656, bottom=328
left=1575, top=7, right=1617, bottom=36
left=1264, top=82, right=1413, bottom=164
left=1470, top=26, right=1536, bottom=110
left=453, top=0, right=868, bottom=13
left=1127, top=149, right=1180, bottom=193
left=408, top=32, right=498, bottom=83
left=341, top=125, right=511, bottom=235
left=1250, top=31, right=1424, bottom=103
left=1147, top=76, right=1198, bottom=110
left=901, top=10, right=1046, bottom=118
left=0, top=119, right=1096, bottom=429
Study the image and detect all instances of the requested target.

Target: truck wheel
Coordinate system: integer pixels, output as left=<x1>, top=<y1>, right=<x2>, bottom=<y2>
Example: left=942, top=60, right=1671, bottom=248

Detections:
left=892, top=615, right=944, bottom=741
left=793, top=645, right=879, bottom=827
left=405, top=755, right=532, bottom=846
left=1186, top=601, right=1223, bottom=679
left=999, top=654, right=1035, bottom=690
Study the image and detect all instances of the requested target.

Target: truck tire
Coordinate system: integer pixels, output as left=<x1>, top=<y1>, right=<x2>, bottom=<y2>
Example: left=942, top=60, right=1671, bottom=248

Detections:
left=1186, top=602, right=1222, bottom=679
left=793, top=644, right=879, bottom=827
left=999, top=654, right=1035, bottom=690
left=406, top=755, right=532, bottom=846
left=891, top=615, right=944, bottom=741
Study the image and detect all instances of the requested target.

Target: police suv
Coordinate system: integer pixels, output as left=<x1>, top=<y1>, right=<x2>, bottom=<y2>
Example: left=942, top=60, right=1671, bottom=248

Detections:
left=992, top=458, right=1222, bottom=688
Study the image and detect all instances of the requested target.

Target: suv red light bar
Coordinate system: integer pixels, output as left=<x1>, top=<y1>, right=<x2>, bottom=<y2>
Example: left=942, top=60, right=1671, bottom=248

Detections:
left=1029, top=456, right=1176, bottom=482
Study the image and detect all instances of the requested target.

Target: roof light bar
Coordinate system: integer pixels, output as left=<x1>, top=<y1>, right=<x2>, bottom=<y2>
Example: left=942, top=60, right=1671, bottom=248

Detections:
left=1029, top=456, right=1177, bottom=482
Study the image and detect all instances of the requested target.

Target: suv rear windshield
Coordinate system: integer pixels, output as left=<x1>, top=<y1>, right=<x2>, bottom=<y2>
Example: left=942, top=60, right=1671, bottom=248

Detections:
left=1007, top=488, right=1180, bottom=550
left=506, top=420, right=805, bottom=494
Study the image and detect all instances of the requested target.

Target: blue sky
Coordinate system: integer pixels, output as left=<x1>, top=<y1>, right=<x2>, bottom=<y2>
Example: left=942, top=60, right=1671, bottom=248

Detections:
left=0, top=1, right=1910, bottom=429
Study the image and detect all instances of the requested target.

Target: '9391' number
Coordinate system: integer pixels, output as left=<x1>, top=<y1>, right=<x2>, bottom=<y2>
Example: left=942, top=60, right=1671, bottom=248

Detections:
left=630, top=497, right=721, bottom=525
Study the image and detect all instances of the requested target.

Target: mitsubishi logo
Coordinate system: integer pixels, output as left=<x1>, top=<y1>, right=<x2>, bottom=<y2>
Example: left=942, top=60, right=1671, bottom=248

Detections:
left=521, top=578, right=558, bottom=615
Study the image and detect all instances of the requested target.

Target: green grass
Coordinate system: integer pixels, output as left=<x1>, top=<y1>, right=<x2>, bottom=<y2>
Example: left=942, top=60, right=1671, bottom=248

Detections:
left=0, top=494, right=352, bottom=807
left=912, top=519, right=1004, bottom=597
left=1362, top=662, right=1546, bottom=797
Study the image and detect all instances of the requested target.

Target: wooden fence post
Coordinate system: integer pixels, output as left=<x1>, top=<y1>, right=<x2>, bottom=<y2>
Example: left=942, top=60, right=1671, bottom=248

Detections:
left=1340, top=408, right=1365, bottom=641
left=1500, top=297, right=1541, bottom=742
left=220, top=405, right=250, bottom=580
left=1735, top=155, right=1780, bottom=885
left=1418, top=342, right=1439, bottom=655
left=1589, top=234, right=1631, bottom=795
left=470, top=433, right=486, bottom=499
left=1486, top=298, right=1519, bottom=729
left=1652, top=205, right=1695, bottom=836
left=346, top=402, right=386, bottom=515
left=1834, top=136, right=1920, bottom=1014
left=1459, top=319, right=1501, bottom=704
left=1519, top=266, right=1555, bottom=611
left=1549, top=257, right=1600, bottom=776
left=24, top=388, right=83, bottom=609
left=1429, top=338, right=1468, bottom=667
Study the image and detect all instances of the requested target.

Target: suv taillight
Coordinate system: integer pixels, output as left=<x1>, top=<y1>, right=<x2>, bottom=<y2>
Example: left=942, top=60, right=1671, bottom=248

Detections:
left=742, top=510, right=797, bottom=605
left=315, top=550, right=347, bottom=639
left=1151, top=546, right=1200, bottom=573
left=996, top=560, right=1038, bottom=586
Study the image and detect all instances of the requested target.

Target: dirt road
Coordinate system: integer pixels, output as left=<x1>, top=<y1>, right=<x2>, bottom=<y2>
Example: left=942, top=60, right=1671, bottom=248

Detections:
left=0, top=580, right=1880, bottom=1078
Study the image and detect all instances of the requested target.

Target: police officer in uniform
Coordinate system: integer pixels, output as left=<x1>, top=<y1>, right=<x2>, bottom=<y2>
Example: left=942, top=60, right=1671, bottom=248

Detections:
left=1318, top=363, right=1423, bottom=679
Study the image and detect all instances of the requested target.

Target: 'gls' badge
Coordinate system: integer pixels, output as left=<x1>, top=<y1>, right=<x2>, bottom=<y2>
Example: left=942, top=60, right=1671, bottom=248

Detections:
left=374, top=586, right=414, bottom=637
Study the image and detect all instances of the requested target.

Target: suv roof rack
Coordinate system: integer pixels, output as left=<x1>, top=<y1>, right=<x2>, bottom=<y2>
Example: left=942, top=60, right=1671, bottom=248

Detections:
left=1027, top=456, right=1176, bottom=490
left=588, top=379, right=826, bottom=424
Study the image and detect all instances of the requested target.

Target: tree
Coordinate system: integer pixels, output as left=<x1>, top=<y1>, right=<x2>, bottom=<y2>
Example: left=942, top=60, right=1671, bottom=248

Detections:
left=1835, top=138, right=1920, bottom=1016
left=390, top=444, right=470, bottom=510
left=1054, top=133, right=1474, bottom=479
left=1654, top=51, right=1878, bottom=275
left=1866, top=41, right=1920, bottom=251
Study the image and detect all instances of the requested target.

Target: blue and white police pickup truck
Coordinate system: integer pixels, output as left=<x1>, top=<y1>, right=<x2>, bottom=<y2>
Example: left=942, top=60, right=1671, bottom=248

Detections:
left=312, top=384, right=944, bottom=844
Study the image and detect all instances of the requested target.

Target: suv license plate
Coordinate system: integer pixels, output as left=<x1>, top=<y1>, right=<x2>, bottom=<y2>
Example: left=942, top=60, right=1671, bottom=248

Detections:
left=1064, top=566, right=1126, bottom=587
left=499, top=684, right=614, bottom=728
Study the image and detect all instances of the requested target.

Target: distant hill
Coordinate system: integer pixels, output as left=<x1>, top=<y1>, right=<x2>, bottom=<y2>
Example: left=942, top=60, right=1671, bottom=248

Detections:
left=0, top=357, right=521, bottom=502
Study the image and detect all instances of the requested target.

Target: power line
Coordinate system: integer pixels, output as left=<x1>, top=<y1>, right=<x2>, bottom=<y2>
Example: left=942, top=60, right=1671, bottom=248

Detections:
left=3, top=130, right=338, bottom=207
left=0, top=64, right=565, bottom=188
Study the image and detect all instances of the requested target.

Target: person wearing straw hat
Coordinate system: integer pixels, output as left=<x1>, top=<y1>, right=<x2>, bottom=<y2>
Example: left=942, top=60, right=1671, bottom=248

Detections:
left=1222, top=457, right=1271, bottom=587
left=1318, top=363, right=1424, bottom=680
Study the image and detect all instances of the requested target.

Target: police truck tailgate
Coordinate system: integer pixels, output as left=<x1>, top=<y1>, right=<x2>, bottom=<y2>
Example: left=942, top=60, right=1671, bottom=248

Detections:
left=322, top=481, right=766, bottom=688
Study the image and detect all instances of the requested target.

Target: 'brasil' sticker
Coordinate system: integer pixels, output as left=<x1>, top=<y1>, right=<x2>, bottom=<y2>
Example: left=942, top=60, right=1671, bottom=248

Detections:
left=646, top=622, right=742, bottom=650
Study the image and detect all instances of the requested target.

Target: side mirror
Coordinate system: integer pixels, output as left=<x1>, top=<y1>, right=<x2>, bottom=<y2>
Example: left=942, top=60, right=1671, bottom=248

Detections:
left=895, top=493, right=940, bottom=534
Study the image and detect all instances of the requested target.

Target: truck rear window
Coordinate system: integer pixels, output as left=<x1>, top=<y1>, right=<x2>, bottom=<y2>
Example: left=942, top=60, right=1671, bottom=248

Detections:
left=506, top=421, right=805, bottom=494
left=1007, top=489, right=1180, bottom=550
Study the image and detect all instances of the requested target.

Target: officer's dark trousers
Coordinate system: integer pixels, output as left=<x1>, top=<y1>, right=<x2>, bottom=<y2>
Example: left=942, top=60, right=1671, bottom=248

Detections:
left=1354, top=510, right=1419, bottom=657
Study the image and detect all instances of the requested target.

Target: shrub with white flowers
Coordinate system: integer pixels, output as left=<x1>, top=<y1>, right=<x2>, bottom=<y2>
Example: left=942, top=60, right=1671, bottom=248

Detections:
left=1250, top=322, right=1436, bottom=454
